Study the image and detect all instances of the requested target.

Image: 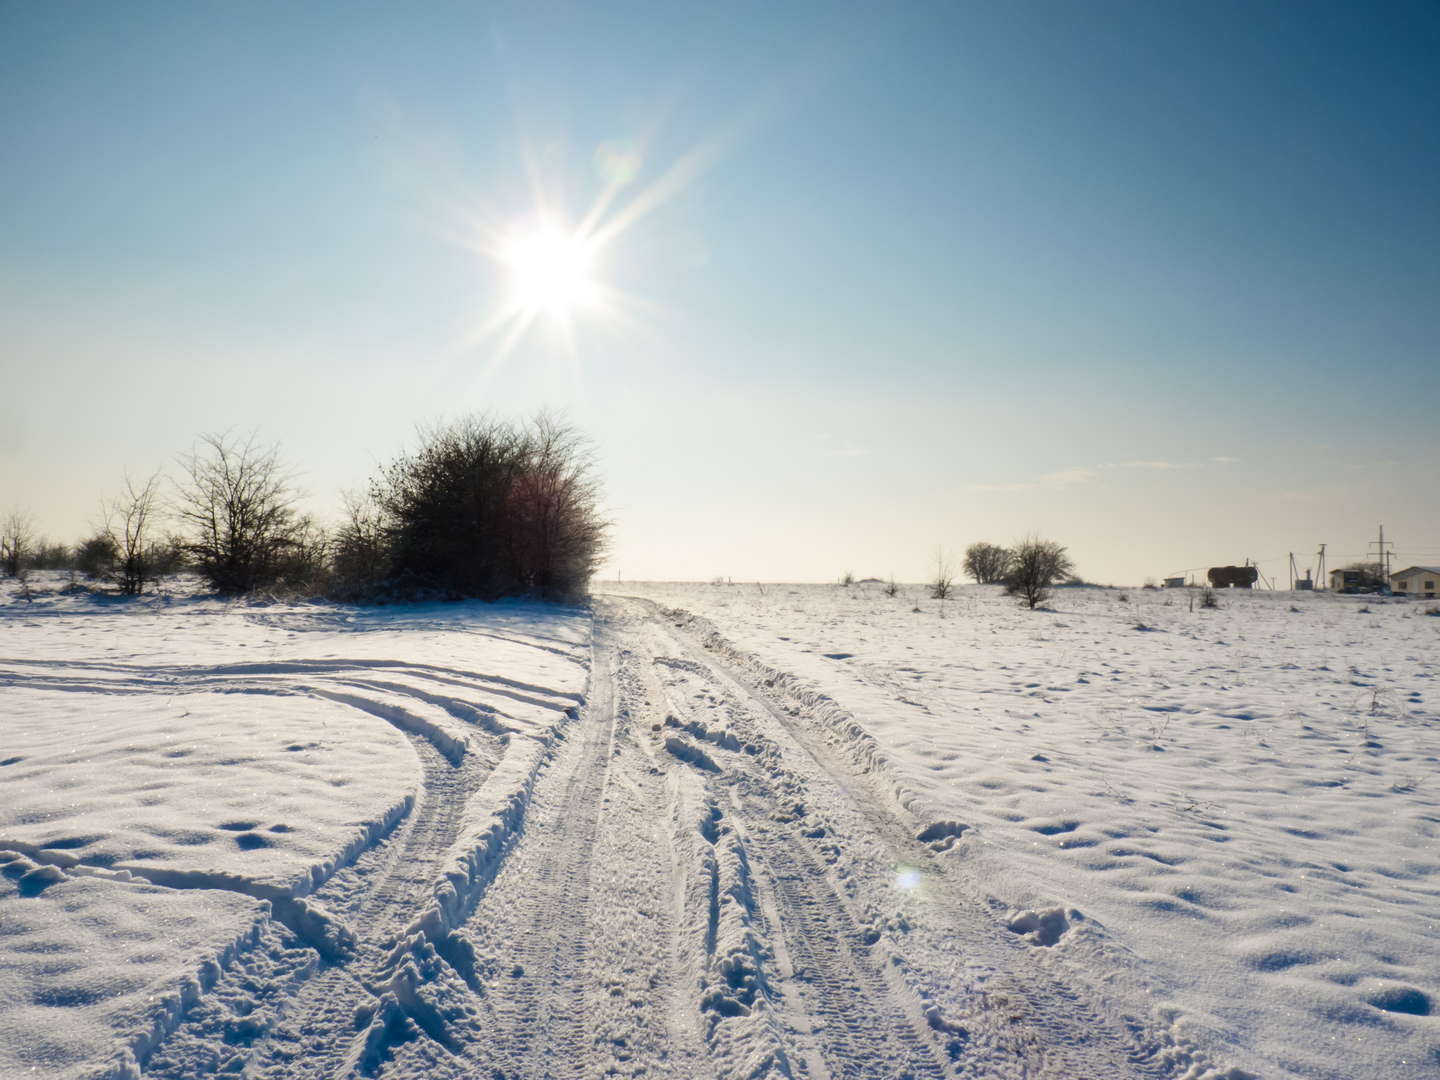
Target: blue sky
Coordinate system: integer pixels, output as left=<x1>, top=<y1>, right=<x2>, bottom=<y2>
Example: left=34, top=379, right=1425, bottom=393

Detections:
left=3, top=1, right=1438, bottom=584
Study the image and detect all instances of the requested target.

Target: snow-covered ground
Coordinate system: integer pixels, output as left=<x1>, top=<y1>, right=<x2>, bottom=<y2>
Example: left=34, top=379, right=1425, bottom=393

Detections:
left=3, top=572, right=1436, bottom=1079
left=605, top=580, right=1440, bottom=1079
left=1, top=576, right=589, bottom=1079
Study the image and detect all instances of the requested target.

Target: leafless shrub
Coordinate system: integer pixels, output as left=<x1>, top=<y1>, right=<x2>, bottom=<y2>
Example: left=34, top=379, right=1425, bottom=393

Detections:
left=840, top=570, right=855, bottom=587
left=1004, top=536, right=1074, bottom=610
left=103, top=472, right=164, bottom=595
left=329, top=491, right=390, bottom=599
left=1199, top=587, right=1219, bottom=609
left=175, top=433, right=310, bottom=596
left=884, top=577, right=898, bottom=597
left=931, top=549, right=955, bottom=600
left=963, top=542, right=1012, bottom=584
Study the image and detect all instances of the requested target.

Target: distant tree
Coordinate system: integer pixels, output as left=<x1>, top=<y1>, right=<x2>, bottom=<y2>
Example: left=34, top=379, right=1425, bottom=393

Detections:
left=930, top=548, right=955, bottom=600
left=963, top=542, right=1012, bottom=584
left=175, top=433, right=309, bottom=595
left=29, top=539, right=73, bottom=571
left=1, top=511, right=34, bottom=577
left=1005, top=536, right=1075, bottom=609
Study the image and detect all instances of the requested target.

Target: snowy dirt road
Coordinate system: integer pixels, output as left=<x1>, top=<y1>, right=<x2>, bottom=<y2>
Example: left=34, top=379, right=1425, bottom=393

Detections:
left=3, top=592, right=1190, bottom=1079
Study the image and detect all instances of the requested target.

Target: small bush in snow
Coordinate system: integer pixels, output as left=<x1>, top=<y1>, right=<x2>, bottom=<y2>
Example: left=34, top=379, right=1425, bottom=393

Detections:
left=1004, top=537, right=1074, bottom=610
left=931, top=549, right=955, bottom=600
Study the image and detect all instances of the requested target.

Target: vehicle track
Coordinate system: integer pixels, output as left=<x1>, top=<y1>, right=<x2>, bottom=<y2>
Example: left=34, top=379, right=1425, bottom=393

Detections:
left=636, top=597, right=1171, bottom=1080
left=459, top=626, right=625, bottom=1079
left=133, top=597, right=1171, bottom=1080
left=145, top=731, right=489, bottom=1079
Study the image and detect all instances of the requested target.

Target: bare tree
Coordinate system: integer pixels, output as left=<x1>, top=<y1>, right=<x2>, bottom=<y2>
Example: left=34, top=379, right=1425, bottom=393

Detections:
left=175, top=433, right=308, bottom=595
left=1005, top=536, right=1075, bottom=609
left=104, top=472, right=163, bottom=595
left=963, top=542, right=1012, bottom=584
left=930, top=548, right=955, bottom=600
left=1, top=510, right=34, bottom=577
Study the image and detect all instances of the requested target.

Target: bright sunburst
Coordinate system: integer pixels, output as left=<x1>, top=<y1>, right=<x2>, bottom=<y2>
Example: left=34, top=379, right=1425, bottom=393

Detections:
left=453, top=124, right=745, bottom=371
left=502, top=223, right=597, bottom=315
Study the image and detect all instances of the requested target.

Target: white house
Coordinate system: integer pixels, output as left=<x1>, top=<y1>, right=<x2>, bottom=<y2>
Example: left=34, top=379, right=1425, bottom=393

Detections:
left=1390, top=566, right=1440, bottom=597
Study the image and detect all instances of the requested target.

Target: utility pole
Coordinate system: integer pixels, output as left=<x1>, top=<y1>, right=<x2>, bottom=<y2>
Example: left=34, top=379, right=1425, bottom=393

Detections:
left=1316, top=543, right=1327, bottom=590
left=1289, top=552, right=1298, bottom=591
left=1369, top=524, right=1395, bottom=585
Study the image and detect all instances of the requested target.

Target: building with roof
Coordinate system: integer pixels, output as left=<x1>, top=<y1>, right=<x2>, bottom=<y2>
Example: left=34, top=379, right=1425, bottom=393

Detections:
left=1390, top=566, right=1440, bottom=597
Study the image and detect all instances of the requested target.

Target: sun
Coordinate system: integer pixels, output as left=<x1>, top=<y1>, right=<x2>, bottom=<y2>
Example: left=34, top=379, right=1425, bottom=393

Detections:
left=502, top=224, right=597, bottom=316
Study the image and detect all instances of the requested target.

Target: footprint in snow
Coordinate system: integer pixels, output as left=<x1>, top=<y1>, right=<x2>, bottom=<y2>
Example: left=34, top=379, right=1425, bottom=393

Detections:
left=916, top=821, right=969, bottom=852
left=1007, top=906, right=1079, bottom=947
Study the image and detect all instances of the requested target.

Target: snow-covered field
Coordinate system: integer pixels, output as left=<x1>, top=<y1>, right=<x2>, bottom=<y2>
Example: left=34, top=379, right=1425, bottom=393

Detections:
left=2, top=573, right=1436, bottom=1079
left=605, top=581, right=1440, bottom=1079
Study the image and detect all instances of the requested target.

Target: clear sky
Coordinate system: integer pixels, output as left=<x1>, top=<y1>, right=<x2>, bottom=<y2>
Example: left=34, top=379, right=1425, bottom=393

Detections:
left=3, top=1, right=1438, bottom=586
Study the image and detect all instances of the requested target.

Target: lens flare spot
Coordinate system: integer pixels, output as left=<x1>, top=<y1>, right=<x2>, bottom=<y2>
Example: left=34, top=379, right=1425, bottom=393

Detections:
left=594, top=140, right=642, bottom=187
left=895, top=866, right=923, bottom=893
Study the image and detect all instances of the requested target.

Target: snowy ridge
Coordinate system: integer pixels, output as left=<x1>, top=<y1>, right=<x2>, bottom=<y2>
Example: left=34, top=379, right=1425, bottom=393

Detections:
left=397, top=723, right=566, bottom=951
left=91, top=907, right=271, bottom=1080
left=308, top=686, right=470, bottom=765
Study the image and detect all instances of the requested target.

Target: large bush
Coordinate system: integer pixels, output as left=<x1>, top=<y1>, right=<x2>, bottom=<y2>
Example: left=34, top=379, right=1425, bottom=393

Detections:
left=369, top=414, right=607, bottom=600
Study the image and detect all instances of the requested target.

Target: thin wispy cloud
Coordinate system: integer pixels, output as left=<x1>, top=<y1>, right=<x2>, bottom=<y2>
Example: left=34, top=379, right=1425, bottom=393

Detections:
left=970, top=456, right=1238, bottom=493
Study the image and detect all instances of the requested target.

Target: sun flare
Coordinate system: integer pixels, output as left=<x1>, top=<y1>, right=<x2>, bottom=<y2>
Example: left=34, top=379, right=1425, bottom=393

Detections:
left=503, top=224, right=597, bottom=315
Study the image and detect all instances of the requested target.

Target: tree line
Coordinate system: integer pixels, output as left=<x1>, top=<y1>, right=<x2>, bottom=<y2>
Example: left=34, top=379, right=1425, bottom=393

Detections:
left=1, top=414, right=608, bottom=602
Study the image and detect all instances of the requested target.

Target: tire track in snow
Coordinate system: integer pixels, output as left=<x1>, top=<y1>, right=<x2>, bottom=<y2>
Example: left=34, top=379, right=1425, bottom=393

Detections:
left=461, top=637, right=617, bottom=1079
left=143, top=727, right=491, bottom=1079
left=632, top=612, right=952, bottom=1079
left=637, top=598, right=1170, bottom=1080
